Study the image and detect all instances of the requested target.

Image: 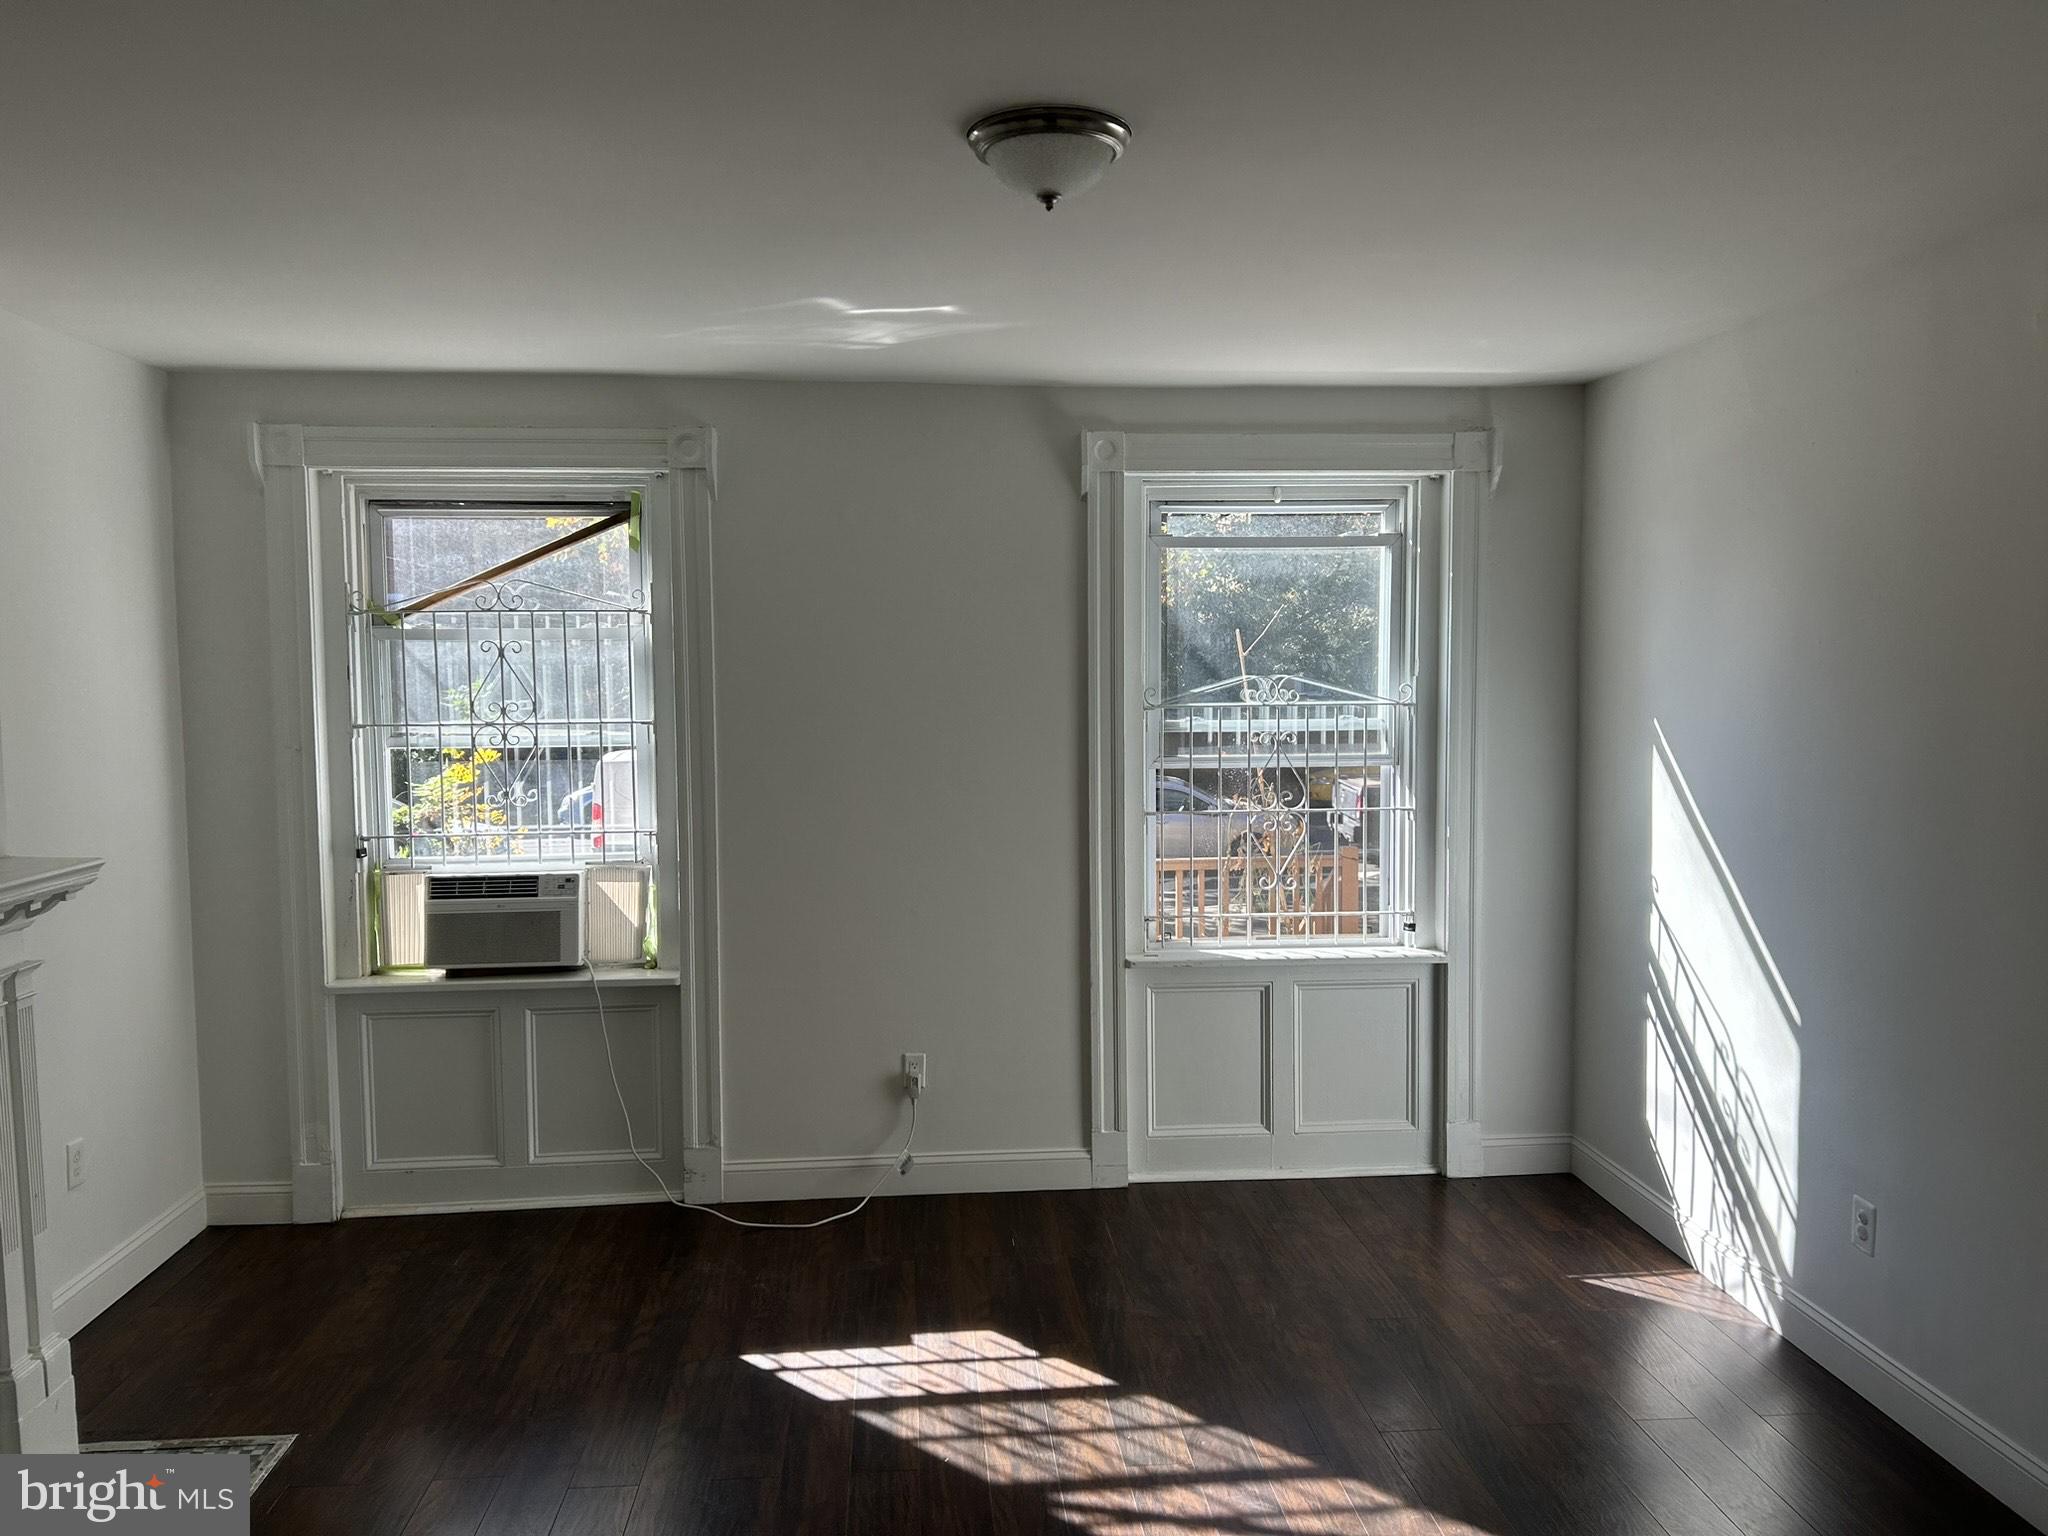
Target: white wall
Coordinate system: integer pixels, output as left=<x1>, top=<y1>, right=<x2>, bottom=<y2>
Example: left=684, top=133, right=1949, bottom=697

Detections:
left=1576, top=210, right=2048, bottom=1520
left=165, top=374, right=1581, bottom=1196
left=1469, top=387, right=1583, bottom=1158
left=0, top=309, right=206, bottom=1330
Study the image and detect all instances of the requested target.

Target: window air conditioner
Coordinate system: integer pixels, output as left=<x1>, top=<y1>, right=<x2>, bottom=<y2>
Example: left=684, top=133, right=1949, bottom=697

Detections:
left=424, top=869, right=584, bottom=973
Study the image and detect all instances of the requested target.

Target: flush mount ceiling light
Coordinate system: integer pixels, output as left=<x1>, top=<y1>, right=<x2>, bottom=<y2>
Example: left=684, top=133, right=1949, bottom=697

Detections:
left=966, top=105, right=1132, bottom=211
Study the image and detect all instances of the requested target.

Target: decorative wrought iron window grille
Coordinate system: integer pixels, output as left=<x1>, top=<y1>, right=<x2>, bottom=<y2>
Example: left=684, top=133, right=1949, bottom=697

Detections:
left=346, top=505, right=659, bottom=875
left=1145, top=676, right=1416, bottom=944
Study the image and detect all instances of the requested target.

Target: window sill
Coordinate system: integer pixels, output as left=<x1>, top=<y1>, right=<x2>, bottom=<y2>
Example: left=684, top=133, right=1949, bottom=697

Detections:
left=1127, top=946, right=1446, bottom=968
left=327, top=967, right=682, bottom=994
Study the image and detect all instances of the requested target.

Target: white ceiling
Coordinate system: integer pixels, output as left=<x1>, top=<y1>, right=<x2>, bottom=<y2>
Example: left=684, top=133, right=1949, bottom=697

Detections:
left=3, top=0, right=2045, bottom=385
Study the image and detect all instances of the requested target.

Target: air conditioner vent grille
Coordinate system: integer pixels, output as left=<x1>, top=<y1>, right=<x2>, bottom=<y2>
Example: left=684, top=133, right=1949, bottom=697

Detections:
left=427, top=873, right=542, bottom=901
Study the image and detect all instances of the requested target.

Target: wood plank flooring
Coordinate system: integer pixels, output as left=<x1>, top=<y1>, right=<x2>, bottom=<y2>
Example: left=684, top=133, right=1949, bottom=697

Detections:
left=71, top=1176, right=2030, bottom=1534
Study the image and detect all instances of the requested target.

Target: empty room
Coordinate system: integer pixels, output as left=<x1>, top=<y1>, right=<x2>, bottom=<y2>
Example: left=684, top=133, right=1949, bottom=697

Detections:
left=0, top=2, right=2043, bottom=1531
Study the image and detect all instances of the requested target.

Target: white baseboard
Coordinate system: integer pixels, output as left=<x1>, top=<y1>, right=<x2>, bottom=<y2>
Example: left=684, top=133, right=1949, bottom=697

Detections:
left=52, top=1187, right=208, bottom=1336
left=1482, top=1132, right=1574, bottom=1175
left=205, top=1181, right=296, bottom=1225
left=271, top=1147, right=1091, bottom=1218
left=341, top=1190, right=677, bottom=1218
left=1775, top=1283, right=2048, bottom=1530
left=1128, top=1163, right=1438, bottom=1183
left=1571, top=1137, right=2048, bottom=1531
left=1570, top=1136, right=1688, bottom=1252
left=1570, top=1137, right=1785, bottom=1323
left=720, top=1147, right=1092, bottom=1203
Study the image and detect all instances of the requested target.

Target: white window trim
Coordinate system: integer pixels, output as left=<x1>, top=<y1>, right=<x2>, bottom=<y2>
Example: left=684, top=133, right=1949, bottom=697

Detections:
left=1134, top=475, right=1436, bottom=953
left=1083, top=429, right=1490, bottom=1182
left=256, top=425, right=725, bottom=1219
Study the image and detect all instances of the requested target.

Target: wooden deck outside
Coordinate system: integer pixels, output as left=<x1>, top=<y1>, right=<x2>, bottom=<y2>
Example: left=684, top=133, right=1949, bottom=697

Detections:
left=1155, top=843, right=1367, bottom=940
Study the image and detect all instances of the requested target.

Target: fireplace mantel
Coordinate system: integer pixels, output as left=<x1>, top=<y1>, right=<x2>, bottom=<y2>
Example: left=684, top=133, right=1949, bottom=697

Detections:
left=0, top=851, right=102, bottom=1453
left=0, top=857, right=104, bottom=935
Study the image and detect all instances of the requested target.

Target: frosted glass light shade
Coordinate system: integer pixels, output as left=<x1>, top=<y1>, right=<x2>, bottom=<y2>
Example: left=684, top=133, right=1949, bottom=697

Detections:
left=980, top=132, right=1117, bottom=207
left=967, top=106, right=1132, bottom=210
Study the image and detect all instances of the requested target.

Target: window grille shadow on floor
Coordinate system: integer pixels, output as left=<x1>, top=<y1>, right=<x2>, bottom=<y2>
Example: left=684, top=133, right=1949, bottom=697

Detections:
left=744, top=1330, right=1434, bottom=1535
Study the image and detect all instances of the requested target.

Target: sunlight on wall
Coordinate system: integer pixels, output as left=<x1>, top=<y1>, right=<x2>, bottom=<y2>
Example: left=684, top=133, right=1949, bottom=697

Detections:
left=1646, top=723, right=1802, bottom=1324
left=744, top=1329, right=1428, bottom=1536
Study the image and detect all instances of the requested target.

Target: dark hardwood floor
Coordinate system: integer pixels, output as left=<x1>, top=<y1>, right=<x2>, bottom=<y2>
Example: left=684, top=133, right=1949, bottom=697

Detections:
left=72, top=1176, right=2028, bottom=1535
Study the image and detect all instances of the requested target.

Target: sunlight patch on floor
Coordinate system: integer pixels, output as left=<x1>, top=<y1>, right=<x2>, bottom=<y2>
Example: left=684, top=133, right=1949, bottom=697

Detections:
left=744, top=1330, right=1431, bottom=1536
left=742, top=1329, right=1115, bottom=1402
left=1571, top=1268, right=1758, bottom=1322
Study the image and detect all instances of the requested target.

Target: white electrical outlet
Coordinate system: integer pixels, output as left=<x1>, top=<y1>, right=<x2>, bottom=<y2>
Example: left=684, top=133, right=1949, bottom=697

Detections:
left=65, top=1139, right=85, bottom=1191
left=902, top=1052, right=928, bottom=1097
left=1851, top=1195, right=1876, bottom=1256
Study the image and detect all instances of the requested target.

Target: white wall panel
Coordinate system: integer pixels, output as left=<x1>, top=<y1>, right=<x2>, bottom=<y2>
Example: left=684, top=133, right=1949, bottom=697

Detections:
left=362, top=1012, right=500, bottom=1168
left=1146, top=986, right=1268, bottom=1138
left=1274, top=974, right=1434, bottom=1172
left=1293, top=982, right=1414, bottom=1131
left=529, top=1005, right=658, bottom=1162
left=1132, top=965, right=1435, bottom=1178
left=336, top=986, right=685, bottom=1211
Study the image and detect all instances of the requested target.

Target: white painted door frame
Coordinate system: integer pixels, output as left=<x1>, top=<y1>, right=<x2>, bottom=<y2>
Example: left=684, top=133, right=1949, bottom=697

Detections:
left=1082, top=430, right=1491, bottom=1183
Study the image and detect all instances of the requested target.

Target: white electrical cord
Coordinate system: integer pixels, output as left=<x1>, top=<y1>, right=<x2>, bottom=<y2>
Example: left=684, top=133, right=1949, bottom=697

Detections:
left=588, top=966, right=917, bottom=1229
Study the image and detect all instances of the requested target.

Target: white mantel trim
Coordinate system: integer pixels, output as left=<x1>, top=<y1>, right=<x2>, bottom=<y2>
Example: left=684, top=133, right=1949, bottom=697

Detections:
left=0, top=859, right=104, bottom=937
left=0, top=853, right=101, bottom=1454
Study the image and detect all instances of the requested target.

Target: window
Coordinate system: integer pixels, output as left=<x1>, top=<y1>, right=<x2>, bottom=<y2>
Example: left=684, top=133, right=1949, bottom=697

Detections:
left=1142, top=486, right=1431, bottom=947
left=1089, top=430, right=1480, bottom=1179
left=347, top=497, right=661, bottom=967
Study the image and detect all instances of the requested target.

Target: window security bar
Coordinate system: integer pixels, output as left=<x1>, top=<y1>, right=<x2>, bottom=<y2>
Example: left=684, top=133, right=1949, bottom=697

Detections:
left=348, top=577, right=655, bottom=874
left=360, top=831, right=659, bottom=868
left=1143, top=678, right=1416, bottom=945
